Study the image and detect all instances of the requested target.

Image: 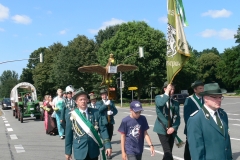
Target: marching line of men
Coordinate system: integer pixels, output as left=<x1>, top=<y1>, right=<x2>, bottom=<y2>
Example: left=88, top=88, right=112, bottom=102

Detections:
left=55, top=80, right=232, bottom=160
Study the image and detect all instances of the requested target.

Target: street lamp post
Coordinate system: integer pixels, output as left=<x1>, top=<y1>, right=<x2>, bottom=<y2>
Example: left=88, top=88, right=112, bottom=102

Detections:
left=119, top=47, right=144, bottom=107
left=0, top=53, right=43, bottom=65
left=151, top=87, right=157, bottom=105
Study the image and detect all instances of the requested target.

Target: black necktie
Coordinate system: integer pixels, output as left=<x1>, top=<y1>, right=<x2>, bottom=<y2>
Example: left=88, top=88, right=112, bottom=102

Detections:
left=83, top=112, right=87, bottom=119
left=214, top=111, right=223, bottom=134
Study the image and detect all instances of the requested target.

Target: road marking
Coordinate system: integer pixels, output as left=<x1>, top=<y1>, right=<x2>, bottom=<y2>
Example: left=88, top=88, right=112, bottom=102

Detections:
left=149, top=125, right=154, bottom=127
left=2, top=116, right=5, bottom=118
left=4, top=121, right=8, bottom=123
left=227, top=113, right=239, bottom=116
left=5, top=124, right=10, bottom=126
left=229, top=118, right=240, bottom=121
left=7, top=128, right=13, bottom=132
left=231, top=138, right=240, bottom=141
left=222, top=102, right=240, bottom=106
left=14, top=145, right=25, bottom=153
left=232, top=124, right=240, bottom=126
left=144, top=147, right=184, bottom=160
left=10, top=134, right=18, bottom=140
left=123, top=112, right=153, bottom=116
left=144, top=110, right=156, bottom=112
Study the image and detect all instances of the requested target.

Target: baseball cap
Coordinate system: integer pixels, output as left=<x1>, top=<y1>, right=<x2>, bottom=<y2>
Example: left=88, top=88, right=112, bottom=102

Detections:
left=130, top=101, right=143, bottom=112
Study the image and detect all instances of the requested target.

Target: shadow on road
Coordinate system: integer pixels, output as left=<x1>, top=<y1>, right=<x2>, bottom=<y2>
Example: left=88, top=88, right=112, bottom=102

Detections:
left=233, top=152, right=240, bottom=160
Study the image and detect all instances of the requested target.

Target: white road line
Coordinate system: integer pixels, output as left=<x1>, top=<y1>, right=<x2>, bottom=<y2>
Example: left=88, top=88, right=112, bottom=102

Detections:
left=5, top=124, right=10, bottom=126
left=144, top=147, right=184, bottom=160
left=7, top=128, right=13, bottom=132
left=3, top=118, right=6, bottom=120
left=10, top=134, right=18, bottom=140
left=231, top=138, right=240, bottom=141
left=222, top=102, right=240, bottom=106
left=4, top=121, right=8, bottom=123
left=144, top=110, right=156, bottom=112
left=229, top=118, right=240, bottom=121
left=2, top=116, right=5, bottom=118
left=227, top=113, right=239, bottom=116
left=123, top=112, right=152, bottom=116
left=149, top=125, right=154, bottom=127
left=232, top=124, right=240, bottom=126
left=14, top=145, right=25, bottom=153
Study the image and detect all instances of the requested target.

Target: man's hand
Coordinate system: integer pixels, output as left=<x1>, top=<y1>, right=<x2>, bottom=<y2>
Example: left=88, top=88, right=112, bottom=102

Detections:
left=65, top=154, right=72, bottom=160
left=165, top=84, right=173, bottom=95
left=107, top=110, right=113, bottom=115
left=104, top=100, right=111, bottom=105
left=150, top=146, right=155, bottom=156
left=105, top=148, right=112, bottom=157
left=167, top=127, right=175, bottom=134
left=122, top=152, right=127, bottom=160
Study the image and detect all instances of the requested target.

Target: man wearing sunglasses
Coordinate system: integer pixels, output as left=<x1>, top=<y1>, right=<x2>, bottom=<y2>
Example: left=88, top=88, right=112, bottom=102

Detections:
left=187, top=83, right=232, bottom=160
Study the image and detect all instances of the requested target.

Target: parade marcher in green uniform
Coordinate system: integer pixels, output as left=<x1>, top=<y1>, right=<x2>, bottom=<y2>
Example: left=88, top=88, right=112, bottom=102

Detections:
left=96, top=88, right=118, bottom=159
left=187, top=83, right=232, bottom=160
left=89, top=94, right=97, bottom=108
left=65, top=89, right=112, bottom=160
left=61, top=85, right=76, bottom=129
left=183, top=80, right=204, bottom=160
left=153, top=82, right=180, bottom=160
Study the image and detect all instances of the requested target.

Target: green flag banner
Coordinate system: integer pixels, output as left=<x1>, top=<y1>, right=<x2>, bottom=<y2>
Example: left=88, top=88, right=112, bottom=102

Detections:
left=167, top=0, right=190, bottom=83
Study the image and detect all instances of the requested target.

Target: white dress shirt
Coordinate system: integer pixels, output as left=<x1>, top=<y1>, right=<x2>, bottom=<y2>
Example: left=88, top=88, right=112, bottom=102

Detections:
left=79, top=108, right=88, bottom=119
left=204, top=105, right=222, bottom=125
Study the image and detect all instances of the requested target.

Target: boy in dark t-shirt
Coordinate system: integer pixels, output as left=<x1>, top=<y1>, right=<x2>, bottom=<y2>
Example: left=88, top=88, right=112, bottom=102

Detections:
left=118, top=101, right=155, bottom=160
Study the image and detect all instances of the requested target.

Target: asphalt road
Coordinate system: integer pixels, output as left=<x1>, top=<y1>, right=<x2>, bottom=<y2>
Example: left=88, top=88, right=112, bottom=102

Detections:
left=0, top=97, right=240, bottom=160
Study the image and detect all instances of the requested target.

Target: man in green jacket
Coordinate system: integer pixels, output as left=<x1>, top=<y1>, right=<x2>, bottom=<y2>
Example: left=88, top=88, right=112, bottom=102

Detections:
left=65, top=89, right=112, bottom=160
left=153, top=82, right=180, bottom=160
left=187, top=83, right=232, bottom=160
left=183, top=80, right=204, bottom=160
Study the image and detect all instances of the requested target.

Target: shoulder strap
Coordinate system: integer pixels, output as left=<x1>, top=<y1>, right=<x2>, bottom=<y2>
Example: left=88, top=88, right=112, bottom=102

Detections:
left=189, top=95, right=202, bottom=109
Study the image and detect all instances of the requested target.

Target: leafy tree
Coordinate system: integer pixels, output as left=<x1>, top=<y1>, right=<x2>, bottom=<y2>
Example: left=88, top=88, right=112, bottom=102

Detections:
left=199, top=47, right=220, bottom=55
left=33, top=43, right=64, bottom=98
left=197, top=52, right=221, bottom=83
left=234, top=25, right=240, bottom=44
left=51, top=35, right=98, bottom=92
left=216, top=46, right=240, bottom=91
left=0, top=70, right=18, bottom=97
left=19, top=68, right=34, bottom=84
left=96, top=21, right=167, bottom=99
left=95, top=25, right=121, bottom=46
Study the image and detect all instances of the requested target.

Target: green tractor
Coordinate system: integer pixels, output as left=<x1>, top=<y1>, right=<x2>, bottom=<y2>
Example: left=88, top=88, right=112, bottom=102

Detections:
left=10, top=82, right=42, bottom=123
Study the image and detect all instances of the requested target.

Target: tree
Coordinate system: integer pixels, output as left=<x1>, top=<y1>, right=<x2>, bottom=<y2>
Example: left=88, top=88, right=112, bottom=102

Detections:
left=199, top=47, right=220, bottom=55
left=96, top=21, right=167, bottom=99
left=197, top=52, right=221, bottom=83
left=0, top=70, right=18, bottom=97
left=19, top=68, right=34, bottom=84
left=216, top=46, right=240, bottom=91
left=51, top=35, right=98, bottom=92
left=32, top=43, right=64, bottom=98
left=234, top=25, right=240, bottom=44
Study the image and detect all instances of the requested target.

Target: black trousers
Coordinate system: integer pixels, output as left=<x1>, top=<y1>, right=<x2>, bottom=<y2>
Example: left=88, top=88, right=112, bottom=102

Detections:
left=76, top=153, right=98, bottom=160
left=157, top=134, right=174, bottom=160
left=106, top=123, right=114, bottom=141
left=184, top=139, right=191, bottom=160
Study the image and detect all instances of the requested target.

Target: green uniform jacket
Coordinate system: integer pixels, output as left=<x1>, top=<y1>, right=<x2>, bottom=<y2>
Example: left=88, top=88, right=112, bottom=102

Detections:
left=61, top=98, right=76, bottom=122
left=65, top=108, right=111, bottom=160
left=187, top=107, right=232, bottom=160
left=183, top=94, right=203, bottom=135
left=153, top=94, right=180, bottom=136
left=96, top=100, right=118, bottom=124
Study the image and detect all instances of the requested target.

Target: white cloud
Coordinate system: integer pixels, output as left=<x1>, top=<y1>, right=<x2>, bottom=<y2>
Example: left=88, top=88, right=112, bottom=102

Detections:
left=12, top=15, right=32, bottom=24
left=88, top=18, right=125, bottom=34
left=59, top=29, right=67, bottom=35
left=47, top=11, right=52, bottom=14
left=218, top=28, right=236, bottom=40
left=158, top=16, right=168, bottom=23
left=0, top=27, right=5, bottom=32
left=201, top=9, right=232, bottom=18
left=0, top=4, right=9, bottom=21
left=199, top=28, right=236, bottom=40
left=200, top=29, right=217, bottom=38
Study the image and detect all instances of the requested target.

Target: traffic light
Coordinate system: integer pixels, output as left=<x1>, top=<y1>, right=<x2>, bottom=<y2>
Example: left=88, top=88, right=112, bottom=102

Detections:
left=39, top=53, right=43, bottom=63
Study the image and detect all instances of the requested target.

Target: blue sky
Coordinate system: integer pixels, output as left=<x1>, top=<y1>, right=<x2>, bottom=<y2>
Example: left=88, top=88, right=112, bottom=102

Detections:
left=0, top=0, right=239, bottom=77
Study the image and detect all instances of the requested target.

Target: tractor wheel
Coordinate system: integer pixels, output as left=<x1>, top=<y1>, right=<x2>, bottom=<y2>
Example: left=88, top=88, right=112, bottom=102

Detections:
left=13, top=110, right=15, bottom=116
left=18, top=111, right=20, bottom=121
left=15, top=110, right=18, bottom=119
